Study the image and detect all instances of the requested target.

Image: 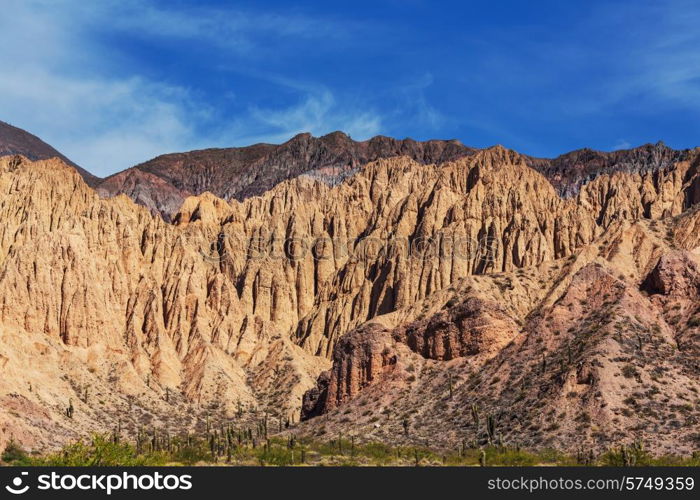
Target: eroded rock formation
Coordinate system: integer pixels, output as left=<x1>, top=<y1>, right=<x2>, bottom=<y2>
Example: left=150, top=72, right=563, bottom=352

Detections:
left=0, top=138, right=699, bottom=455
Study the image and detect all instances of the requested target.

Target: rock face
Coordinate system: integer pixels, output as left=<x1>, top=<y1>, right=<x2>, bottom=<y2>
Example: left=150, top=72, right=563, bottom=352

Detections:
left=394, top=297, right=520, bottom=361
left=301, top=297, right=518, bottom=420
left=1, top=136, right=700, bottom=456
left=642, top=251, right=700, bottom=298
left=302, top=323, right=398, bottom=418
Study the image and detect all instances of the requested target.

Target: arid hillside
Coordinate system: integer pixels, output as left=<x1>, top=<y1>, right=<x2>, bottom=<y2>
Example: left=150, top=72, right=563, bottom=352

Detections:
left=0, top=142, right=699, bottom=456
left=0, top=120, right=98, bottom=186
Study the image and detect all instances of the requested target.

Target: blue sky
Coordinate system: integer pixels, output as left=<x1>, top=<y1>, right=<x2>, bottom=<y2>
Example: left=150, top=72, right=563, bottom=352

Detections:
left=1, top=0, right=699, bottom=176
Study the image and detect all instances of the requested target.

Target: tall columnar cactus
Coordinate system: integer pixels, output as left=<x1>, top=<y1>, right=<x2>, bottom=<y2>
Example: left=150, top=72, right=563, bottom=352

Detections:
left=470, top=403, right=480, bottom=429
left=486, top=414, right=496, bottom=444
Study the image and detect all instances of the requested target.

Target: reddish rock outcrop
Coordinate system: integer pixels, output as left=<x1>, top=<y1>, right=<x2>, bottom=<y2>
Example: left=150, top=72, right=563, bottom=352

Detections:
left=393, top=297, right=519, bottom=360
left=303, top=323, right=398, bottom=418
left=642, top=251, right=700, bottom=298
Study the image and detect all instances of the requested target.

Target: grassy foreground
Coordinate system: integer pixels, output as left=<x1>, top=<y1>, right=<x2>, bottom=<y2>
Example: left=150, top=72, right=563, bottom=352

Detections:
left=3, top=434, right=700, bottom=467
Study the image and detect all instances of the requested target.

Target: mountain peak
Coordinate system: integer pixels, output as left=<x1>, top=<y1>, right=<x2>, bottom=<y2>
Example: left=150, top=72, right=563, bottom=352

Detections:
left=0, top=120, right=99, bottom=186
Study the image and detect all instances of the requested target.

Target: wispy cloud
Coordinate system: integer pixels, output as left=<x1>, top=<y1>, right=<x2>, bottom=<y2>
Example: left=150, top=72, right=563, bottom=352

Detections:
left=0, top=0, right=389, bottom=175
left=396, top=73, right=446, bottom=132
left=612, top=139, right=632, bottom=151
left=105, top=1, right=356, bottom=52
left=247, top=89, right=382, bottom=142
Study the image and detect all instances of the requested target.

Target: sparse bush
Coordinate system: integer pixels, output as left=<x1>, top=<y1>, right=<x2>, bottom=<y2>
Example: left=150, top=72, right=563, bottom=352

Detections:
left=1, top=439, right=29, bottom=465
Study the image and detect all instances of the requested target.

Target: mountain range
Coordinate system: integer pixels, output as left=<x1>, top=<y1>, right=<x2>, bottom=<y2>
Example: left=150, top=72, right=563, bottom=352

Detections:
left=0, top=120, right=699, bottom=457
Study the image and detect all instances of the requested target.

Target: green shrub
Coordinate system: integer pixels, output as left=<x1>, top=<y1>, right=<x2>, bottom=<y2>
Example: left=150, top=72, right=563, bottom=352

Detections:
left=2, top=439, right=29, bottom=465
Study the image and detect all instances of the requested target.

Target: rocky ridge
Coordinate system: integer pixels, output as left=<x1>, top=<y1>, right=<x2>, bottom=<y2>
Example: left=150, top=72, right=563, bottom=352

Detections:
left=0, top=143, right=699, bottom=455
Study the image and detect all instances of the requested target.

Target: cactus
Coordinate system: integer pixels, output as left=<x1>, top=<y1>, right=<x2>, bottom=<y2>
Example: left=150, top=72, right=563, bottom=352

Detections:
left=470, top=403, right=480, bottom=429
left=632, top=439, right=644, bottom=454
left=621, top=445, right=632, bottom=466
left=402, top=418, right=410, bottom=437
left=479, top=449, right=487, bottom=467
left=486, top=414, right=496, bottom=444
left=448, top=372, right=453, bottom=399
left=66, top=399, right=74, bottom=418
